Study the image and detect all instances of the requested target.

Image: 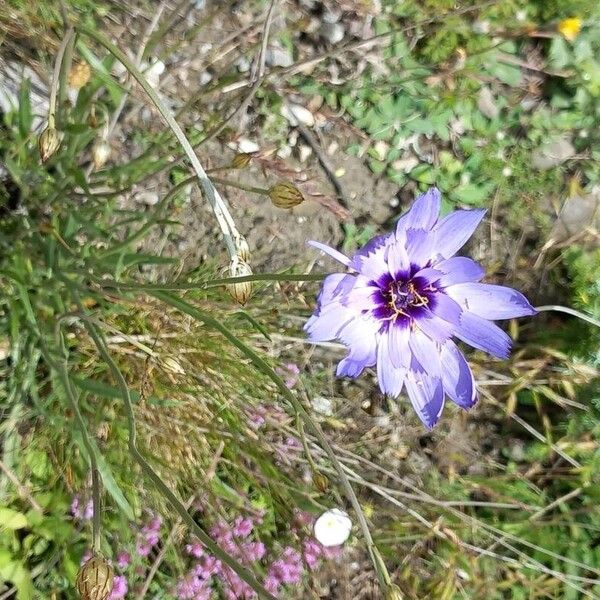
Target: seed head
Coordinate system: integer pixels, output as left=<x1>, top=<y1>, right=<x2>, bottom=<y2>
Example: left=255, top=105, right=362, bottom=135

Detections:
left=268, top=182, right=305, bottom=209
left=385, top=584, right=404, bottom=600
left=39, top=127, right=61, bottom=163
left=76, top=555, right=114, bottom=600
left=313, top=472, right=329, bottom=492
left=236, top=236, right=251, bottom=263
left=231, top=153, right=253, bottom=169
left=226, top=259, right=253, bottom=305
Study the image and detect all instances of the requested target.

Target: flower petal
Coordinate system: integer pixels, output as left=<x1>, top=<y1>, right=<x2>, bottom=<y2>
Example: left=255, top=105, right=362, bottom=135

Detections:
left=453, top=311, right=512, bottom=359
left=387, top=322, right=411, bottom=369
left=440, top=340, right=477, bottom=408
left=445, top=283, right=538, bottom=319
left=315, top=273, right=351, bottom=311
left=405, top=228, right=436, bottom=267
left=308, top=241, right=352, bottom=267
left=415, top=307, right=456, bottom=342
left=305, top=304, right=353, bottom=341
left=396, top=187, right=441, bottom=236
left=337, top=357, right=368, bottom=378
left=376, top=337, right=407, bottom=397
left=385, top=239, right=410, bottom=278
left=434, top=209, right=486, bottom=259
left=408, top=328, right=441, bottom=378
left=429, top=292, right=462, bottom=325
left=338, top=317, right=378, bottom=363
left=405, top=370, right=445, bottom=429
left=432, top=257, right=485, bottom=286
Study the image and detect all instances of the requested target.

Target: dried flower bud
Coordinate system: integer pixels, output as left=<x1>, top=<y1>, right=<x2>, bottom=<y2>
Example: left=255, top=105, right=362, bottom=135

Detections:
left=236, top=236, right=251, bottom=263
left=39, top=127, right=61, bottom=162
left=226, top=259, right=252, bottom=305
left=268, top=182, right=305, bottom=209
left=92, top=140, right=111, bottom=170
left=69, top=62, right=92, bottom=89
left=231, top=153, right=252, bottom=169
left=313, top=472, right=329, bottom=492
left=385, top=584, right=404, bottom=600
left=76, top=555, right=114, bottom=600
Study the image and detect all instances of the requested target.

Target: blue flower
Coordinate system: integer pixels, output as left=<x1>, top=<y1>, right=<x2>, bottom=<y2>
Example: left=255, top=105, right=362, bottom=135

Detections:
left=304, top=187, right=536, bottom=428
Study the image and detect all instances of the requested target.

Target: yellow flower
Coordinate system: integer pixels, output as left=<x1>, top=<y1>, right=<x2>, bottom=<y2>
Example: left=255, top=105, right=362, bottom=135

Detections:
left=558, top=17, right=582, bottom=41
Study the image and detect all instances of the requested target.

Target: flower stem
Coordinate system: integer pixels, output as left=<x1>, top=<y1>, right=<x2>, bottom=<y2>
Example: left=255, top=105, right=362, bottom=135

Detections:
left=77, top=24, right=241, bottom=260
left=48, top=28, right=75, bottom=129
left=535, top=305, right=600, bottom=329
left=64, top=285, right=277, bottom=600
left=152, top=291, right=393, bottom=593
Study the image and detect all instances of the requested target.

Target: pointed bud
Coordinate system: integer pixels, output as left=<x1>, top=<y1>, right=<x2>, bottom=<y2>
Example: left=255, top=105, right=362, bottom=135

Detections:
left=76, top=555, right=114, bottom=600
left=268, top=182, right=305, bottom=209
left=236, top=236, right=251, bottom=263
left=226, top=259, right=252, bottom=305
left=92, top=140, right=111, bottom=170
left=313, top=472, right=329, bottom=492
left=39, top=127, right=61, bottom=162
left=231, top=153, right=252, bottom=169
left=385, top=584, right=404, bottom=600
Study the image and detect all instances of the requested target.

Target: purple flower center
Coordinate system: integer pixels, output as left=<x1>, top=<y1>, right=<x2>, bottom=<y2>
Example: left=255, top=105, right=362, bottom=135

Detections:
left=372, top=273, right=435, bottom=327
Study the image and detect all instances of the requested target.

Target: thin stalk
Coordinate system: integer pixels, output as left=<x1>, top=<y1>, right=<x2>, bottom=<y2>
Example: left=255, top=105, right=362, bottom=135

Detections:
left=535, top=305, right=600, bottom=329
left=48, top=28, right=75, bottom=129
left=210, top=176, right=269, bottom=196
left=77, top=24, right=240, bottom=260
left=64, top=286, right=276, bottom=600
left=151, top=291, right=393, bottom=593
left=82, top=271, right=327, bottom=290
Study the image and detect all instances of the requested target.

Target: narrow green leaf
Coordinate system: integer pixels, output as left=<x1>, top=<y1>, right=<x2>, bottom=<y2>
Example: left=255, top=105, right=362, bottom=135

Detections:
left=18, top=78, right=32, bottom=139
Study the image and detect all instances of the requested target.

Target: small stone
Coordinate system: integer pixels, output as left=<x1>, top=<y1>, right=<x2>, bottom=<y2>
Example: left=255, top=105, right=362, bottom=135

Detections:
left=477, top=86, right=500, bottom=119
left=321, top=22, right=345, bottom=44
left=531, top=137, right=576, bottom=170
left=235, top=56, right=251, bottom=73
left=550, top=191, right=600, bottom=242
left=238, top=139, right=260, bottom=153
left=138, top=191, right=159, bottom=206
left=265, top=45, right=293, bottom=68
left=392, top=156, right=419, bottom=173
left=277, top=145, right=292, bottom=159
left=199, top=71, right=212, bottom=85
left=298, top=145, right=312, bottom=162
left=281, top=103, right=315, bottom=127
left=312, top=395, right=333, bottom=416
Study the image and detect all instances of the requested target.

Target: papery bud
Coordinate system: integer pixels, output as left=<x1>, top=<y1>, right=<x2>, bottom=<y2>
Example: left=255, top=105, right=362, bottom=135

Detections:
left=385, top=584, right=404, bottom=600
left=236, top=236, right=251, bottom=263
left=92, top=140, right=111, bottom=170
left=268, top=182, right=305, bottom=209
left=313, top=472, right=329, bottom=492
left=231, top=153, right=252, bottom=169
left=76, top=555, right=114, bottom=600
left=39, top=127, right=61, bottom=162
left=226, top=259, right=252, bottom=305
left=69, top=62, right=92, bottom=89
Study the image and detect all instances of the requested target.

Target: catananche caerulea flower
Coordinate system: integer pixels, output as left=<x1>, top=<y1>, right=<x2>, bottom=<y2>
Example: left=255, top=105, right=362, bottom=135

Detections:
left=304, top=187, right=536, bottom=428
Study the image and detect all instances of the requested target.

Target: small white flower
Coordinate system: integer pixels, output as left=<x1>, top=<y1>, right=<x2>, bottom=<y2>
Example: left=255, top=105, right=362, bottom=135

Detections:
left=313, top=509, right=352, bottom=547
left=502, top=166, right=512, bottom=177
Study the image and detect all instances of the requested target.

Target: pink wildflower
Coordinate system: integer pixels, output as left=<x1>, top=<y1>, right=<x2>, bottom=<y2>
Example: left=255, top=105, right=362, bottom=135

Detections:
left=108, top=575, right=128, bottom=599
